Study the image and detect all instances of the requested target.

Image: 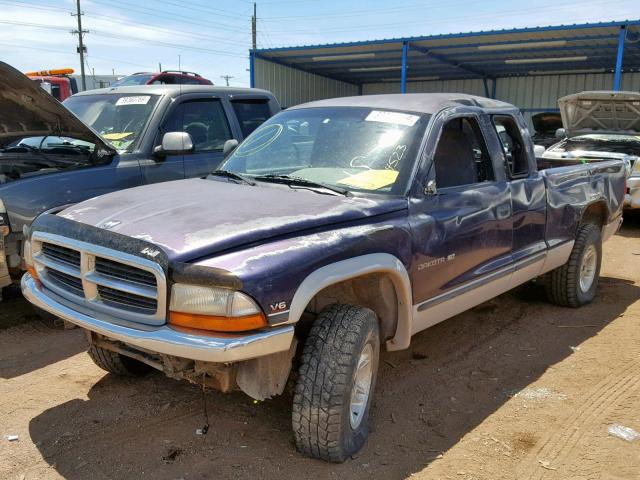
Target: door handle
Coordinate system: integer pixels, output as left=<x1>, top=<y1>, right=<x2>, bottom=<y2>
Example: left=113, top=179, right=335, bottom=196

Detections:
left=496, top=204, right=511, bottom=219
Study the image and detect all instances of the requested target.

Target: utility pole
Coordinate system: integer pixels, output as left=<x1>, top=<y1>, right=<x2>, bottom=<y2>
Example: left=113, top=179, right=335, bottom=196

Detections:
left=71, top=0, right=88, bottom=90
left=251, top=2, right=257, bottom=51
left=220, top=75, right=234, bottom=86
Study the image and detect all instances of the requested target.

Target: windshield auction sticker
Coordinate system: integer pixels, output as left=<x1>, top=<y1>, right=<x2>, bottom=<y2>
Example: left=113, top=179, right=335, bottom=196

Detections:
left=365, top=110, right=419, bottom=126
left=115, top=96, right=151, bottom=106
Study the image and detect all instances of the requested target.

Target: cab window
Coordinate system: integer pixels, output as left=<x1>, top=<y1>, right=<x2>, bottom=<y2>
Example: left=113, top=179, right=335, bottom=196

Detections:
left=162, top=99, right=232, bottom=152
left=492, top=115, right=529, bottom=177
left=433, top=116, right=494, bottom=188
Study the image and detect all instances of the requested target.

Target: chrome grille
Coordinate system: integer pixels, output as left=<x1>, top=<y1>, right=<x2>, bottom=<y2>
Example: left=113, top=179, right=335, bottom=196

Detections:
left=31, top=232, right=167, bottom=326
left=95, top=257, right=157, bottom=288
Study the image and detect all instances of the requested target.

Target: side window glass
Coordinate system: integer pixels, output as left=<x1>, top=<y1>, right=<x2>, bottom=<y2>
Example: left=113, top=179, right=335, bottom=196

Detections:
left=231, top=99, right=272, bottom=137
left=492, top=116, right=529, bottom=177
left=163, top=99, right=233, bottom=152
left=433, top=117, right=494, bottom=188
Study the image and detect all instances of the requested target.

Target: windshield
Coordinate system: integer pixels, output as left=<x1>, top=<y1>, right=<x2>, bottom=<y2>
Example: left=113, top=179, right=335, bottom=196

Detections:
left=554, top=134, right=640, bottom=156
left=222, top=107, right=428, bottom=195
left=111, top=74, right=154, bottom=87
left=64, top=94, right=160, bottom=152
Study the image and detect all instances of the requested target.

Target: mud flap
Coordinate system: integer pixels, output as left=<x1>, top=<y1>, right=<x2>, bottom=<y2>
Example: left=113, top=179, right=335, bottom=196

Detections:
left=236, top=339, right=297, bottom=400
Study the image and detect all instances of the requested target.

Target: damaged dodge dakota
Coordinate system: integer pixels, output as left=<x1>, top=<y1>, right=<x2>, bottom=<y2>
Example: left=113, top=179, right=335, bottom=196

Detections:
left=0, top=61, right=278, bottom=292
left=22, top=93, right=626, bottom=462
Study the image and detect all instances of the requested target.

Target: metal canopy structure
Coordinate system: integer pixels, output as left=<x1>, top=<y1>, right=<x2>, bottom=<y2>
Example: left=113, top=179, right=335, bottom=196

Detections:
left=251, top=20, right=640, bottom=96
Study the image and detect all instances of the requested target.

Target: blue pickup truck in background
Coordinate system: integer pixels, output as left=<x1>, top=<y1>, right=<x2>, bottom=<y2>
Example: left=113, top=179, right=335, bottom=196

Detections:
left=0, top=61, right=279, bottom=292
left=22, top=93, right=626, bottom=461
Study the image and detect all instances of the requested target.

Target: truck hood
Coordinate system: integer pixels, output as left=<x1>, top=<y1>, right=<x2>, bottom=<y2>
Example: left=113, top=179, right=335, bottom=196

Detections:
left=558, top=90, right=640, bottom=137
left=0, top=61, right=114, bottom=153
left=59, top=178, right=407, bottom=262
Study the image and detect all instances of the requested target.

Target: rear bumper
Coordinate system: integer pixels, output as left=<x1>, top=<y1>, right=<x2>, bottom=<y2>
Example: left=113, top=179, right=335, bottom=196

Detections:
left=624, top=177, right=640, bottom=209
left=21, top=274, right=294, bottom=363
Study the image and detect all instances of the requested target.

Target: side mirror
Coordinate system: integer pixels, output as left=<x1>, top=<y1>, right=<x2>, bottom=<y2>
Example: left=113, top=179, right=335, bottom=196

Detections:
left=153, top=131, right=194, bottom=157
left=223, top=139, right=239, bottom=157
left=555, top=128, right=567, bottom=139
left=533, top=145, right=546, bottom=158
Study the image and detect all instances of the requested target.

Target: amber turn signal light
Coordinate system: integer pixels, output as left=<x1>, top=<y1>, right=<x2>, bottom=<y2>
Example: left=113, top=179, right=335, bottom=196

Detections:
left=169, top=311, right=267, bottom=333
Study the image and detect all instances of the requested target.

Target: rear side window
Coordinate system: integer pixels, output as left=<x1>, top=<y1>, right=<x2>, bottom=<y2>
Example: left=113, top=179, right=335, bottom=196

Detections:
left=492, top=116, right=529, bottom=177
left=162, top=99, right=233, bottom=152
left=433, top=116, right=494, bottom=188
left=231, top=99, right=272, bottom=137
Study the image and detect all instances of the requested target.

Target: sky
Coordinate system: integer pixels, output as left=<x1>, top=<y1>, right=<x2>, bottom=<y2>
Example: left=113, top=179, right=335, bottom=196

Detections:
left=1, top=0, right=638, bottom=87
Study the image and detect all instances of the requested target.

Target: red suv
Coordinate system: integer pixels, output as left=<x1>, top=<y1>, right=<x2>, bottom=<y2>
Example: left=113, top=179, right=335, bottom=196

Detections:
left=112, top=70, right=213, bottom=87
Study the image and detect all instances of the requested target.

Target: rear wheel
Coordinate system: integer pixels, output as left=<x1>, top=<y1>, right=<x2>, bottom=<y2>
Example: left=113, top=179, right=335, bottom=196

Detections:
left=545, top=223, right=602, bottom=307
left=87, top=345, right=152, bottom=376
left=292, top=304, right=380, bottom=462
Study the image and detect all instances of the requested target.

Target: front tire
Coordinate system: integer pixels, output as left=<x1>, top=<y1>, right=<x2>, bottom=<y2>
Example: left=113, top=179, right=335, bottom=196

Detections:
left=545, top=223, right=602, bottom=307
left=87, top=345, right=152, bottom=376
left=292, top=304, right=380, bottom=462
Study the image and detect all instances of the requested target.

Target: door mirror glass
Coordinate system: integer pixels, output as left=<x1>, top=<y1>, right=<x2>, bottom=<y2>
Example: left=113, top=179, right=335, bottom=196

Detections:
left=154, top=131, right=194, bottom=157
left=223, top=138, right=239, bottom=157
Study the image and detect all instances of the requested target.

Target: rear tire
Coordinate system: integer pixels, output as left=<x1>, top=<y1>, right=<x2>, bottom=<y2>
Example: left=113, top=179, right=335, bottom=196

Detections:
left=545, top=223, right=602, bottom=307
left=87, top=345, right=152, bottom=376
left=292, top=303, right=380, bottom=462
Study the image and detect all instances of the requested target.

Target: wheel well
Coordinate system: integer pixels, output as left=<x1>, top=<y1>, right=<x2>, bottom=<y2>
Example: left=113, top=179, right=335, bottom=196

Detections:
left=581, top=201, right=607, bottom=228
left=297, top=273, right=399, bottom=342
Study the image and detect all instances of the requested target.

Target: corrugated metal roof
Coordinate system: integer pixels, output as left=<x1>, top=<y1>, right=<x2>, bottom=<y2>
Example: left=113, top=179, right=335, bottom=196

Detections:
left=255, top=20, right=640, bottom=85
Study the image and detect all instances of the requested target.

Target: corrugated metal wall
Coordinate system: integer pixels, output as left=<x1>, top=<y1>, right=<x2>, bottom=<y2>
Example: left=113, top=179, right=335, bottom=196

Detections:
left=362, top=72, right=640, bottom=126
left=363, top=78, right=486, bottom=96
left=254, top=57, right=358, bottom=107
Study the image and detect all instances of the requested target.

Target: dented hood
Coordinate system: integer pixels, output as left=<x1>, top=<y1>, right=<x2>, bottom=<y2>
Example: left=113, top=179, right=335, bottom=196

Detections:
left=0, top=61, right=114, bottom=152
left=59, top=178, right=406, bottom=262
left=558, top=90, right=640, bottom=137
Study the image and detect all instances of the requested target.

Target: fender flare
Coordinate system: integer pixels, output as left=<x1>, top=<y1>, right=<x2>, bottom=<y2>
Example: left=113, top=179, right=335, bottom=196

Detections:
left=287, top=253, right=413, bottom=351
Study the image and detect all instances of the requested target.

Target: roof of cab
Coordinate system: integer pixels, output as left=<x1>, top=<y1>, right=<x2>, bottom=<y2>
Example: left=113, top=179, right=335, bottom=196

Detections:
left=289, top=93, right=515, bottom=114
left=73, top=84, right=275, bottom=99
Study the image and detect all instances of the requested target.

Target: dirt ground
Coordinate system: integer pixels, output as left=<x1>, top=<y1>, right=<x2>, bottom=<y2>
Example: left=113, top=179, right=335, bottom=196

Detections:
left=1, top=216, right=639, bottom=480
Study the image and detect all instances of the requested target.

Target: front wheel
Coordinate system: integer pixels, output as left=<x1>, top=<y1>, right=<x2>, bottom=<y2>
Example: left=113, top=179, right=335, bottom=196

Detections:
left=292, top=304, right=380, bottom=462
left=545, top=223, right=602, bottom=307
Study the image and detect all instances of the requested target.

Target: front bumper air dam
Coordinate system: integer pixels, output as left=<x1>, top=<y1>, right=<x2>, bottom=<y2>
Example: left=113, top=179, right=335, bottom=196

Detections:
left=21, top=274, right=294, bottom=363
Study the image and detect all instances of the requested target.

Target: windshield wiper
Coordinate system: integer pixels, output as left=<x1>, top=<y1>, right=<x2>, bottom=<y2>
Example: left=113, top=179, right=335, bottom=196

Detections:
left=209, top=169, right=256, bottom=186
left=253, top=174, right=351, bottom=196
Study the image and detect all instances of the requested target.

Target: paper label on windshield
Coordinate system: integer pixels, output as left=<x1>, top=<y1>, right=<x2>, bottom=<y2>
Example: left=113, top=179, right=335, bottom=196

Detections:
left=102, top=132, right=134, bottom=140
left=365, top=110, right=419, bottom=126
left=337, top=169, right=399, bottom=190
left=115, top=96, right=151, bottom=106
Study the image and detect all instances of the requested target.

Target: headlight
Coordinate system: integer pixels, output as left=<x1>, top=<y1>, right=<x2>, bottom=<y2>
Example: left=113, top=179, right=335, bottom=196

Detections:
left=169, top=284, right=266, bottom=332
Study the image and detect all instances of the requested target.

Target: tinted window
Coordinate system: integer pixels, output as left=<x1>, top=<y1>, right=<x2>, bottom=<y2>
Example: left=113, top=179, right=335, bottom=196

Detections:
left=433, top=117, right=494, bottom=188
left=231, top=99, right=272, bottom=136
left=162, top=99, right=232, bottom=152
left=178, top=76, right=203, bottom=85
left=492, top=115, right=529, bottom=177
left=111, top=74, right=154, bottom=86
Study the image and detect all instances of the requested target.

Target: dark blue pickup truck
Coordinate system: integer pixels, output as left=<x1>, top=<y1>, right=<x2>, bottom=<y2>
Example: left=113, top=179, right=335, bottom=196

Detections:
left=22, top=93, right=626, bottom=461
left=0, top=61, right=279, bottom=291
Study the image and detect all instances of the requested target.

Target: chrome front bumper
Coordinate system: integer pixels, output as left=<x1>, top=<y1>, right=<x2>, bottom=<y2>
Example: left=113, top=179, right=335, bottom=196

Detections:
left=624, top=177, right=640, bottom=209
left=21, top=274, right=294, bottom=363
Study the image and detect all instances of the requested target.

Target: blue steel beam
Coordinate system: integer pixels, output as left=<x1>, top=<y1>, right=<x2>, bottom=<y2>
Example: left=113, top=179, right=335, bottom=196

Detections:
left=401, top=41, right=409, bottom=93
left=254, top=20, right=640, bottom=54
left=614, top=26, right=626, bottom=90
left=409, top=43, right=489, bottom=79
left=249, top=51, right=255, bottom=88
